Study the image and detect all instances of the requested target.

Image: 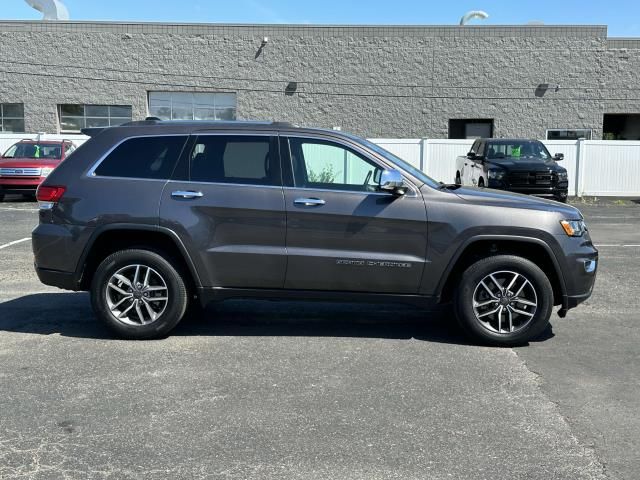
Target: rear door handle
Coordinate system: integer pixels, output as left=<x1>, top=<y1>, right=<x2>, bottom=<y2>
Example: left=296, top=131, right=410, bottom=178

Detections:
left=294, top=197, right=326, bottom=207
left=171, top=190, right=204, bottom=199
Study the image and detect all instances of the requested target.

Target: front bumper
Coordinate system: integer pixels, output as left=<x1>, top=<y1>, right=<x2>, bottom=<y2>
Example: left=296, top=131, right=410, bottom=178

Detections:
left=555, top=234, right=598, bottom=312
left=0, top=178, right=43, bottom=194
left=488, top=178, right=569, bottom=198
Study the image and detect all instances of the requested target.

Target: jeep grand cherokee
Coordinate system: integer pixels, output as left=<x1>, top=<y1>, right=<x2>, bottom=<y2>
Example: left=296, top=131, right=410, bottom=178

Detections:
left=32, top=120, right=598, bottom=346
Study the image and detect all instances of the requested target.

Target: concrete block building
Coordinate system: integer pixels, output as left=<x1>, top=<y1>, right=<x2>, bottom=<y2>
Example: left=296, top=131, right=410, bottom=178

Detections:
left=0, top=20, right=639, bottom=139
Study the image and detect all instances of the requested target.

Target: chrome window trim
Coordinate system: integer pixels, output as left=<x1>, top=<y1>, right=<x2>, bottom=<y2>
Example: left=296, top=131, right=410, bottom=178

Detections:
left=165, top=179, right=284, bottom=190
left=85, top=130, right=419, bottom=197
left=280, top=133, right=420, bottom=196
left=86, top=134, right=190, bottom=179
left=282, top=185, right=416, bottom=198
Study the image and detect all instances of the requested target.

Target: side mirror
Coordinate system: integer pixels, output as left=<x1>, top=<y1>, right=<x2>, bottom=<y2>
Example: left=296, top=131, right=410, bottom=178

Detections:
left=554, top=153, right=564, bottom=161
left=467, top=152, right=476, bottom=159
left=379, top=169, right=407, bottom=195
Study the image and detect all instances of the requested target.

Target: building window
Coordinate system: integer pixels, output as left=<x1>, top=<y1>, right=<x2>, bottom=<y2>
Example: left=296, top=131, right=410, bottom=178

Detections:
left=1, top=103, right=25, bottom=132
left=449, top=119, right=494, bottom=139
left=603, top=114, right=640, bottom=140
left=148, top=92, right=237, bottom=121
left=546, top=129, right=592, bottom=140
left=58, top=104, right=133, bottom=133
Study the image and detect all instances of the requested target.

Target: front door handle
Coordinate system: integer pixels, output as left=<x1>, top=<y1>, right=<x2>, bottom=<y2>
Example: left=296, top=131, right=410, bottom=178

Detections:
left=294, top=197, right=326, bottom=207
left=172, top=190, right=204, bottom=200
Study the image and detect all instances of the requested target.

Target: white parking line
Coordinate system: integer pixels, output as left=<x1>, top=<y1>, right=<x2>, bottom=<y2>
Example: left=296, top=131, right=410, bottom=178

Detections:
left=0, top=237, right=31, bottom=250
left=0, top=206, right=39, bottom=212
left=597, top=244, right=640, bottom=247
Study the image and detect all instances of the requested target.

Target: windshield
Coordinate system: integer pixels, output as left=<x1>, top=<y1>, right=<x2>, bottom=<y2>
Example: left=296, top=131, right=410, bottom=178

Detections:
left=355, top=137, right=440, bottom=188
left=2, top=143, right=62, bottom=160
left=486, top=141, right=552, bottom=160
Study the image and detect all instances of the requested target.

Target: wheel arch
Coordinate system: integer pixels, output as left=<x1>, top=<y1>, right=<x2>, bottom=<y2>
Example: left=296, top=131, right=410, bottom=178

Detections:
left=76, top=224, right=202, bottom=292
left=437, top=236, right=567, bottom=306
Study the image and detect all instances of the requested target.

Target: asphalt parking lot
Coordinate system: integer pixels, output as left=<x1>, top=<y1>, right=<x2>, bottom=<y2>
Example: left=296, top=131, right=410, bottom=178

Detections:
left=0, top=196, right=638, bottom=480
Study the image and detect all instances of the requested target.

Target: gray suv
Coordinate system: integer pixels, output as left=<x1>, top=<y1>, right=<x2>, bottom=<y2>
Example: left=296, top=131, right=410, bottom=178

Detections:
left=32, top=120, right=598, bottom=346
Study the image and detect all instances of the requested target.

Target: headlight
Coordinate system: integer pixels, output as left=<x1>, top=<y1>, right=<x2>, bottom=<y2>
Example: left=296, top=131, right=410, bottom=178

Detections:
left=41, top=167, right=54, bottom=177
left=560, top=219, right=587, bottom=237
left=557, top=171, right=568, bottom=181
left=488, top=169, right=505, bottom=180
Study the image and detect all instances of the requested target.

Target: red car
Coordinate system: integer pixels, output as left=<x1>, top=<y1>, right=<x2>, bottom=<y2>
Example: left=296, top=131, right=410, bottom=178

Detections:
left=0, top=139, right=76, bottom=201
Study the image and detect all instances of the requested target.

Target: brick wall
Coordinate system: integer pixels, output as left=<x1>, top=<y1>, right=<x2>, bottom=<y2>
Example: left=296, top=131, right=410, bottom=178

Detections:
left=0, top=21, right=638, bottom=139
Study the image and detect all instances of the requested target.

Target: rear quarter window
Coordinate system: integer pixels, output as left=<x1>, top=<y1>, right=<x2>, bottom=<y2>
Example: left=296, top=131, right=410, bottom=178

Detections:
left=93, top=136, right=187, bottom=179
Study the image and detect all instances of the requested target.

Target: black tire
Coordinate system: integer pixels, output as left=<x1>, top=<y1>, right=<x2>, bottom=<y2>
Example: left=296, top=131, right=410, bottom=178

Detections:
left=454, top=255, right=553, bottom=347
left=90, top=249, right=188, bottom=339
left=455, top=172, right=462, bottom=185
left=478, top=178, right=485, bottom=188
left=0, top=193, right=4, bottom=202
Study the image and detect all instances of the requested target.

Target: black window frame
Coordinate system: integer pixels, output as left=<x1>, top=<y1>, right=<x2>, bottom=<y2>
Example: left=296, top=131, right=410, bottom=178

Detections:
left=59, top=104, right=133, bottom=133
left=0, top=103, right=25, bottom=133
left=185, top=134, right=281, bottom=187
left=449, top=119, right=494, bottom=139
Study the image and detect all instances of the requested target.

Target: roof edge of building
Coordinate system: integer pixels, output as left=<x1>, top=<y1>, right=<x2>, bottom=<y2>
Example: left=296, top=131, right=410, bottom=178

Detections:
left=0, top=20, right=610, bottom=38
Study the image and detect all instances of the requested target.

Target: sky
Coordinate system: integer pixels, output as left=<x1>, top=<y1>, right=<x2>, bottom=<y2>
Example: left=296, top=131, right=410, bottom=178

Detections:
left=2, top=0, right=640, bottom=37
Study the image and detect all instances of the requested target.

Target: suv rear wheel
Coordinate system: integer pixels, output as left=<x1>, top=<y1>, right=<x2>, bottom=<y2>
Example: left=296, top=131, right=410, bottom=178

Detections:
left=454, top=255, right=553, bottom=346
left=90, top=249, right=188, bottom=339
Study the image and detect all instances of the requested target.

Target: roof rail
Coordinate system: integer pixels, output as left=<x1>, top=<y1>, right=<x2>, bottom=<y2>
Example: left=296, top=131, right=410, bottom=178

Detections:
left=80, top=127, right=107, bottom=137
left=120, top=119, right=161, bottom=127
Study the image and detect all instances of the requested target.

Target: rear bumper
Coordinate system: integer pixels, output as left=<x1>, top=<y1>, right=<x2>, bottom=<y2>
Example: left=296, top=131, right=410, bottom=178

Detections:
left=32, top=223, right=93, bottom=290
left=35, top=265, right=78, bottom=290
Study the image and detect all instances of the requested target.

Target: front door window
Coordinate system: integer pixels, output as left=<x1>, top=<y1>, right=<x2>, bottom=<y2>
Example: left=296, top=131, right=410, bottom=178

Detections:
left=288, top=138, right=383, bottom=192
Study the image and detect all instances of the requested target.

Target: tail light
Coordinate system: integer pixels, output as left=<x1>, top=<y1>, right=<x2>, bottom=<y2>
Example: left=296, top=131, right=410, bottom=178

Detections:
left=36, top=185, right=66, bottom=209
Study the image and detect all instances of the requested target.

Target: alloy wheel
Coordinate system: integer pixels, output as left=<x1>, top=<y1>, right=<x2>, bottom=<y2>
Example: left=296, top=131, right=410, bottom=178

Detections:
left=105, top=264, right=169, bottom=326
left=472, top=270, right=538, bottom=334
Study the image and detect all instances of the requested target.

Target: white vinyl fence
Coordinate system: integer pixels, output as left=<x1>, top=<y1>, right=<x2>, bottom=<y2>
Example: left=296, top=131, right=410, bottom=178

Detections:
left=1, top=133, right=638, bottom=197
left=578, top=141, right=640, bottom=196
left=371, top=138, right=640, bottom=197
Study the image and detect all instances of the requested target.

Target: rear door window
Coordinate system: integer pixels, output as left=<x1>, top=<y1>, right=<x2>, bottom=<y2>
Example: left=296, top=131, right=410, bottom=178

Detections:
left=189, top=135, right=278, bottom=186
left=93, top=136, right=188, bottom=179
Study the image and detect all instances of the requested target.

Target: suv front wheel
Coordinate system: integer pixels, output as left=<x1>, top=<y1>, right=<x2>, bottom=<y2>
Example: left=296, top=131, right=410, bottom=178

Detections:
left=90, top=249, right=188, bottom=339
left=454, top=255, right=553, bottom=346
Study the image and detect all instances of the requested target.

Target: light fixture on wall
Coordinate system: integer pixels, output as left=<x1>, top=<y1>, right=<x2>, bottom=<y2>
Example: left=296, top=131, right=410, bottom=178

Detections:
left=285, top=82, right=298, bottom=96
left=255, top=37, right=269, bottom=59
left=535, top=83, right=561, bottom=97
